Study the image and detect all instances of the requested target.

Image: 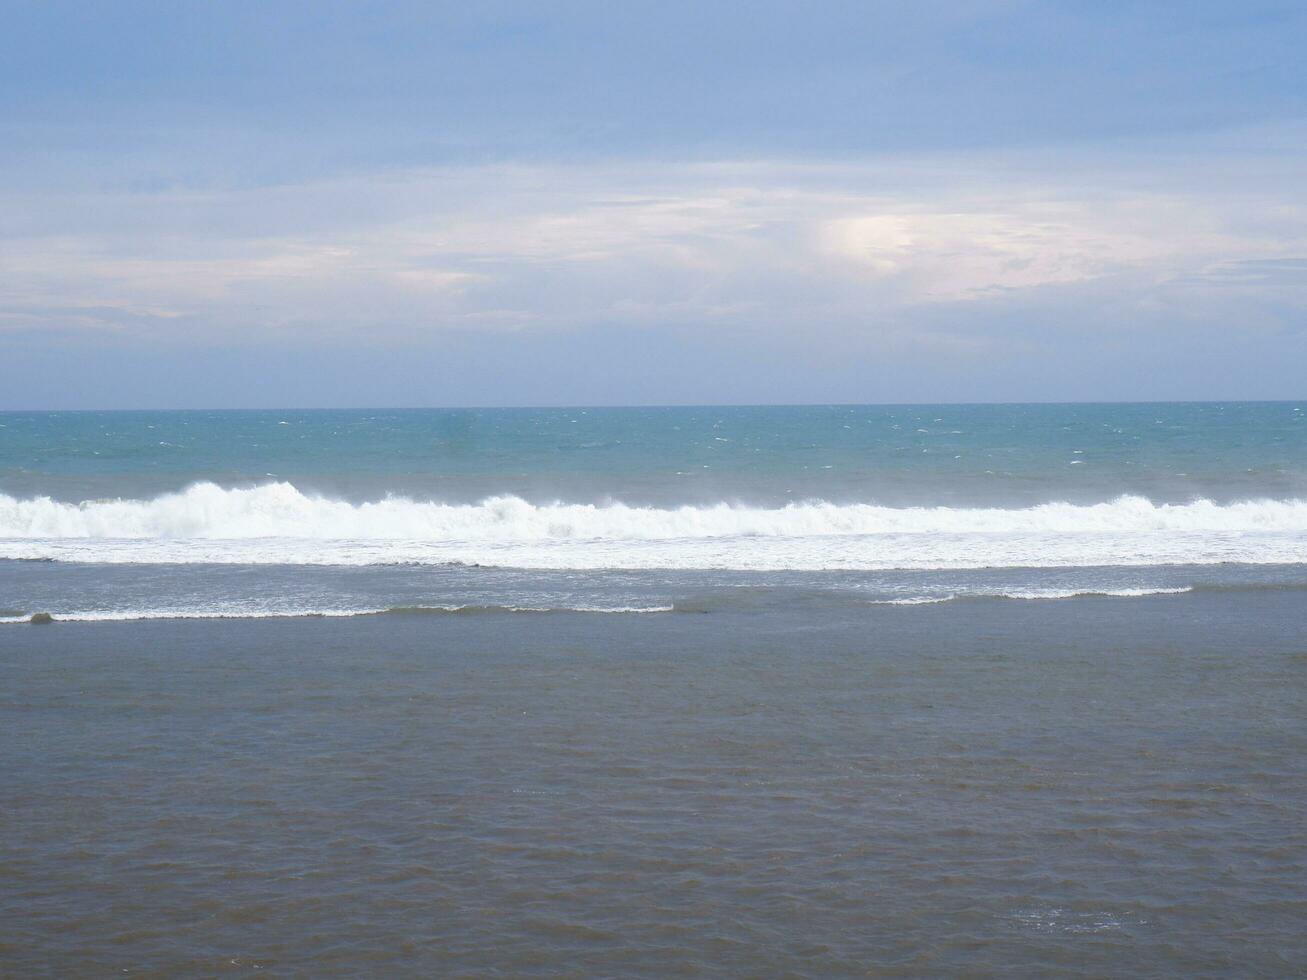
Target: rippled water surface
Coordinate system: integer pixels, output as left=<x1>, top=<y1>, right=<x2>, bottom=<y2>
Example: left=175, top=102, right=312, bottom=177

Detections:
left=4, top=402, right=1306, bottom=506
left=4, top=593, right=1305, bottom=976
left=3, top=403, right=1305, bottom=973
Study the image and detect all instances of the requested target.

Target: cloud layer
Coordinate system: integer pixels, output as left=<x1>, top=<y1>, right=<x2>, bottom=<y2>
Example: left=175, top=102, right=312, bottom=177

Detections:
left=1, top=2, right=1304, bottom=406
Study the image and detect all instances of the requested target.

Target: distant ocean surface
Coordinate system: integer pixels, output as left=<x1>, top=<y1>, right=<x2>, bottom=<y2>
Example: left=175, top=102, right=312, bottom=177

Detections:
left=3, top=404, right=1306, bottom=975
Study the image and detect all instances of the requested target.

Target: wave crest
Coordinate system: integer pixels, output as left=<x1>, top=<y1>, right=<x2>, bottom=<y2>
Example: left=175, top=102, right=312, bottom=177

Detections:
left=4, top=482, right=1307, bottom=539
left=2, top=482, right=1306, bottom=569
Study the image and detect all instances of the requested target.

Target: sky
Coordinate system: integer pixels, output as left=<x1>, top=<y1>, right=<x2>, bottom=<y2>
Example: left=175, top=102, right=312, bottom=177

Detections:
left=1, top=0, right=1305, bottom=408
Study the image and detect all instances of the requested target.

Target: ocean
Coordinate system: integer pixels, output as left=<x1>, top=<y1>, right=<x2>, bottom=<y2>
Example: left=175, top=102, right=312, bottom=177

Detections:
left=2, top=403, right=1306, bottom=975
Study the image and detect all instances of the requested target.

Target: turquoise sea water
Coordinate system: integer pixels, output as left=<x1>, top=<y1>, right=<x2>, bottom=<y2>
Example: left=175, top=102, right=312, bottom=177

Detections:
left=4, top=402, right=1306, bottom=506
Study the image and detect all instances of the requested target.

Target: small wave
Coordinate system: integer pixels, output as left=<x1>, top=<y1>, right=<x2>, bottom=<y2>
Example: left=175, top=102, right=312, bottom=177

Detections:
left=996, top=587, right=1193, bottom=600
left=381, top=604, right=673, bottom=616
left=0, top=608, right=374, bottom=624
left=869, top=595, right=957, bottom=605
left=867, top=587, right=1193, bottom=606
left=0, top=603, right=675, bottom=624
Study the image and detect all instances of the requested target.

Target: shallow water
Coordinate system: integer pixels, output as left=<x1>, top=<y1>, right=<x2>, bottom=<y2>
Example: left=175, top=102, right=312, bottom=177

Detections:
left=3, top=593, right=1305, bottom=976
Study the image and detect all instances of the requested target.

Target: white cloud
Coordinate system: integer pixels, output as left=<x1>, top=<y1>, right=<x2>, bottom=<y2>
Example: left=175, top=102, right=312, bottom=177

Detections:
left=0, top=158, right=1303, bottom=344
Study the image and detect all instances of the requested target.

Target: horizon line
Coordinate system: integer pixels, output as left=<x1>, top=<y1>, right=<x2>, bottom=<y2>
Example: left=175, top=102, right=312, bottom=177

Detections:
left=2, top=398, right=1305, bottom=413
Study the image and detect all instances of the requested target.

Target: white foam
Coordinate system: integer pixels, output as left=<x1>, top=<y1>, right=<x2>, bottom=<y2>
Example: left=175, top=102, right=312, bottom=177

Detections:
left=2, top=483, right=1306, bottom=570
left=555, top=605, right=673, bottom=614
left=869, top=596, right=957, bottom=605
left=0, top=607, right=376, bottom=623
left=0, top=603, right=675, bottom=623
left=868, top=587, right=1193, bottom=605
left=996, top=587, right=1194, bottom=600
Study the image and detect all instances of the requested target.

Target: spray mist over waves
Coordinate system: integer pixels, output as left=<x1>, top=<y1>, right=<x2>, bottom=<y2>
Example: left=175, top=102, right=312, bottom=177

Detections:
left=2, top=481, right=1307, bottom=569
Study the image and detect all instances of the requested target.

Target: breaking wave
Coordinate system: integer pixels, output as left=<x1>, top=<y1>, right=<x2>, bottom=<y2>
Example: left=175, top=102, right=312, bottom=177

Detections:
left=6, top=482, right=1307, bottom=539
left=2, top=482, right=1307, bottom=569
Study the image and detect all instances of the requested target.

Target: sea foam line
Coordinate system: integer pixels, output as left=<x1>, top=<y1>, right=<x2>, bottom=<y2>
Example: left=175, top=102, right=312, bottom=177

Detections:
left=870, top=587, right=1194, bottom=605
left=3, top=483, right=1307, bottom=570
left=997, top=586, right=1194, bottom=600
left=0, top=603, right=676, bottom=624
left=3, top=482, right=1307, bottom=539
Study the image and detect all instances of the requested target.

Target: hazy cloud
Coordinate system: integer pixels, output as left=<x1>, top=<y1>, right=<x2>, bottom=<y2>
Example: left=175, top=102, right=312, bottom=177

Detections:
left=0, top=2, right=1303, bottom=405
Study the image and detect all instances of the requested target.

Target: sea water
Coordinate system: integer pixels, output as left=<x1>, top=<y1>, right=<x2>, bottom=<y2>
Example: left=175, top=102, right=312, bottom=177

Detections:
left=2, top=404, right=1305, bottom=975
left=2, top=402, right=1306, bottom=618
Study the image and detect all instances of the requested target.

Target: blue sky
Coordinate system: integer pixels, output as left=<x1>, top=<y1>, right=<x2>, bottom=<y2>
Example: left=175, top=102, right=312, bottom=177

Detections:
left=2, top=1, right=1305, bottom=407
